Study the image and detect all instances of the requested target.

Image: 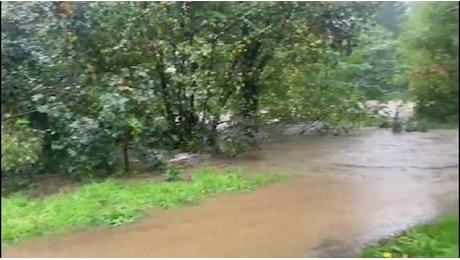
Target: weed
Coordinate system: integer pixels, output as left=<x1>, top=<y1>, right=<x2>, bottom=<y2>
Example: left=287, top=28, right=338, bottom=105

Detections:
left=152, top=161, right=181, bottom=181
left=1, top=168, right=283, bottom=245
left=361, top=214, right=459, bottom=258
left=164, top=165, right=181, bottom=182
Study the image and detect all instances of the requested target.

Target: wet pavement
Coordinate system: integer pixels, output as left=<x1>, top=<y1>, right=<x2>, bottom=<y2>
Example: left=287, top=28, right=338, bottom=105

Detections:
left=2, top=128, right=458, bottom=257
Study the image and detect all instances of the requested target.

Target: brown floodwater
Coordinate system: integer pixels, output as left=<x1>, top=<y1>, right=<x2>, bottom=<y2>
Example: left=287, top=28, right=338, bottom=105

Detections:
left=2, top=128, right=459, bottom=258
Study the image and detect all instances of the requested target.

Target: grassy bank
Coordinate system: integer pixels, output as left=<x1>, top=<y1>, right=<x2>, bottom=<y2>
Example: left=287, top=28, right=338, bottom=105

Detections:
left=1, top=168, right=283, bottom=245
left=362, top=214, right=459, bottom=258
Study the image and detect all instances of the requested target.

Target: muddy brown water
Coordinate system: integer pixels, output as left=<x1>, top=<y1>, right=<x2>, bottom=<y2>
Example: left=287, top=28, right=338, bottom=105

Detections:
left=3, top=128, right=459, bottom=258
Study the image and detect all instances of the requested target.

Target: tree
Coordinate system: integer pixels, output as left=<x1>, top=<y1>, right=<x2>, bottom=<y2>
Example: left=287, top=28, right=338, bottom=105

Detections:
left=398, top=2, right=459, bottom=122
left=1, top=2, right=378, bottom=178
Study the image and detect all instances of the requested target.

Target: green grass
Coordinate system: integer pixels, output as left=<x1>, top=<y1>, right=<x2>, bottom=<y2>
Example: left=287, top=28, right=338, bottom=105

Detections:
left=1, top=168, right=284, bottom=245
left=361, top=214, right=459, bottom=258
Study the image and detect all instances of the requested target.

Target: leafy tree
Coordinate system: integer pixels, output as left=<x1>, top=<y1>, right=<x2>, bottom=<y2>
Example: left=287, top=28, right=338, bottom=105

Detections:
left=1, top=2, right=379, bottom=179
left=398, top=2, right=459, bottom=122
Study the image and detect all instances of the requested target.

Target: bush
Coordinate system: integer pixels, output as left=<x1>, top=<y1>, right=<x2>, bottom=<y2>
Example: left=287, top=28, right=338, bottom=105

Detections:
left=1, top=119, right=42, bottom=174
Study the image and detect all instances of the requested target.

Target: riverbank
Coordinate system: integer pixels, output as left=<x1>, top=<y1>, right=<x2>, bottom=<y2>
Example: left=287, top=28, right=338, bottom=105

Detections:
left=361, top=214, right=459, bottom=258
left=2, top=168, right=283, bottom=246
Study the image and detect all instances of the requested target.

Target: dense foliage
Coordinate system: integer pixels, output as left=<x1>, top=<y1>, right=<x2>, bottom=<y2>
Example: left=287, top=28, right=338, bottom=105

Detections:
left=398, top=2, right=459, bottom=122
left=1, top=2, right=380, bottom=178
left=2, top=2, right=457, bottom=181
left=356, top=1, right=409, bottom=100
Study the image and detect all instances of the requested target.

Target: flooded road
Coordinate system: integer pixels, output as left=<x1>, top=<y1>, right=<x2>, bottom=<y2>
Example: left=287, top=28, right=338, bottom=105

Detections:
left=3, top=128, right=458, bottom=258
